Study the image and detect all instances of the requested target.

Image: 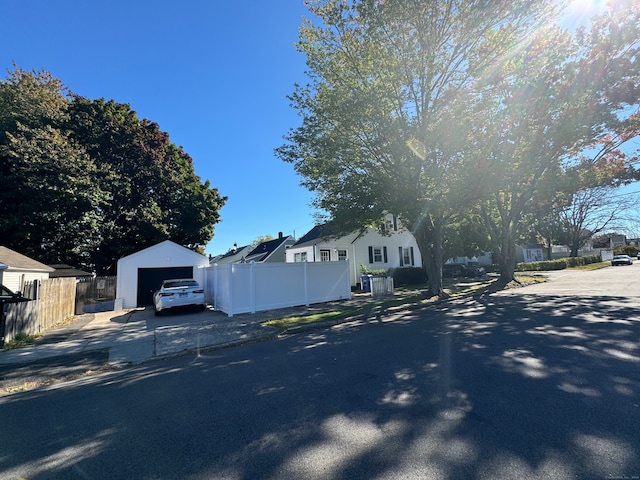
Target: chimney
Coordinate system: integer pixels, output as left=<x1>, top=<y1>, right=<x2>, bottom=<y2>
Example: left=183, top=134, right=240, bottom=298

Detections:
left=278, top=232, right=283, bottom=239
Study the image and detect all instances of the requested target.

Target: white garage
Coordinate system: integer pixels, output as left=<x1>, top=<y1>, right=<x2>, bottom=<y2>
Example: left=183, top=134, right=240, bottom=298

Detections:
left=116, top=240, right=209, bottom=309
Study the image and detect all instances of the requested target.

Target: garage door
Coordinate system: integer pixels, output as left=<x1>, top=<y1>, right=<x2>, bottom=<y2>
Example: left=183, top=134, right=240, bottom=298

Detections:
left=137, top=266, right=194, bottom=307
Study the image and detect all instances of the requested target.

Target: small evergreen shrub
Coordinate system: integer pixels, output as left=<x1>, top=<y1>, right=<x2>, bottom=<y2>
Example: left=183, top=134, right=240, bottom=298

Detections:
left=515, top=254, right=602, bottom=271
left=389, top=267, right=428, bottom=286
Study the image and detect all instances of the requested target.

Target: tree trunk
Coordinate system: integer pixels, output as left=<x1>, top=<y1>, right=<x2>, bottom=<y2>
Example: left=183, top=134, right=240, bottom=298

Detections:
left=481, top=205, right=517, bottom=284
left=412, top=213, right=447, bottom=298
left=498, top=236, right=517, bottom=284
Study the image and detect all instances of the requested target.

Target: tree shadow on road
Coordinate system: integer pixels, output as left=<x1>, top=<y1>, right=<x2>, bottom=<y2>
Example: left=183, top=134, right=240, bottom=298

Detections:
left=1, top=293, right=638, bottom=479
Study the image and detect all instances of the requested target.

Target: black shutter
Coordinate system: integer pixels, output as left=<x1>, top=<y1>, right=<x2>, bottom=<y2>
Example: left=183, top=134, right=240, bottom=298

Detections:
left=393, top=215, right=398, bottom=231
left=368, top=246, right=373, bottom=263
left=383, top=246, right=388, bottom=263
left=410, top=247, right=415, bottom=266
left=399, top=246, right=404, bottom=266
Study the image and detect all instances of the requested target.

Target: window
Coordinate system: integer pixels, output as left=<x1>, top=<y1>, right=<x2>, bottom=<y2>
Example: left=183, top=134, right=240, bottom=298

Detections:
left=320, top=249, right=330, bottom=262
left=368, top=246, right=387, bottom=263
left=338, top=249, right=347, bottom=261
left=399, top=246, right=415, bottom=266
left=294, top=252, right=307, bottom=262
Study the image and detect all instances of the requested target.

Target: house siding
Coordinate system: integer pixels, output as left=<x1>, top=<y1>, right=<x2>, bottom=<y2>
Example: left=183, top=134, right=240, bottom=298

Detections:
left=286, top=224, right=422, bottom=287
left=116, top=240, right=209, bottom=309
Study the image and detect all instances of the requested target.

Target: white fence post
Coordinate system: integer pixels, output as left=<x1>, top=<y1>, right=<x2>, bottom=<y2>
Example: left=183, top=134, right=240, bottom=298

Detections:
left=227, top=263, right=234, bottom=317
left=304, top=261, right=310, bottom=307
left=250, top=261, right=256, bottom=314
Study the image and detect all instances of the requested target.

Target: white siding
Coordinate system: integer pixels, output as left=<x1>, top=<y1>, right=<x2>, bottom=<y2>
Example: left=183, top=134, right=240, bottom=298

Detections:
left=2, top=270, right=50, bottom=293
left=286, top=227, right=422, bottom=287
left=116, top=240, right=209, bottom=309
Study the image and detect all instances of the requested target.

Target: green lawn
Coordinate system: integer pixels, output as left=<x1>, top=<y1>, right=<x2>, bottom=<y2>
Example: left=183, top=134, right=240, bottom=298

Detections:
left=264, top=272, right=548, bottom=330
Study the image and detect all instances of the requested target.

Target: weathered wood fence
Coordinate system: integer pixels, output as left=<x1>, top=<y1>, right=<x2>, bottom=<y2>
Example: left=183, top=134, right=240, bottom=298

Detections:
left=2, top=277, right=76, bottom=343
left=75, top=276, right=116, bottom=314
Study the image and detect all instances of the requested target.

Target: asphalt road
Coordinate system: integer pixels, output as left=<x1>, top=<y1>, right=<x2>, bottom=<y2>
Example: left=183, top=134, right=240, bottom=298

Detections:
left=0, top=264, right=639, bottom=479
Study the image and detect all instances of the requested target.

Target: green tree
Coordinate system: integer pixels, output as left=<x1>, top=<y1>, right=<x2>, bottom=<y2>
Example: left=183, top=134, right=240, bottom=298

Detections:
left=0, top=66, right=102, bottom=265
left=472, top=4, right=640, bottom=282
left=67, top=97, right=226, bottom=273
left=277, top=0, right=553, bottom=297
left=0, top=67, right=226, bottom=273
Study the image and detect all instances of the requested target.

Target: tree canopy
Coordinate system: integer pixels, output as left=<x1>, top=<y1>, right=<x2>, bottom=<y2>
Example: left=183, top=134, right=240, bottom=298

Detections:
left=0, top=67, right=226, bottom=274
left=277, top=0, right=640, bottom=294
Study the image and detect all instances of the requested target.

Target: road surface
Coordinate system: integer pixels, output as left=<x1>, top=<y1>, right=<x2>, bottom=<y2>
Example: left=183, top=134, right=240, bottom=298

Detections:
left=0, top=264, right=638, bottom=479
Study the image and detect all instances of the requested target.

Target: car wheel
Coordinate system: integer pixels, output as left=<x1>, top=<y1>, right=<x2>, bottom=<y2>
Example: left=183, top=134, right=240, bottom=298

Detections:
left=154, top=308, right=162, bottom=317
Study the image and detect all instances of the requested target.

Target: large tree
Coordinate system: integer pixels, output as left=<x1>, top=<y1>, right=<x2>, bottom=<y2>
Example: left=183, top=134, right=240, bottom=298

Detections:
left=67, top=97, right=226, bottom=274
left=473, top=3, right=640, bottom=281
left=277, top=0, right=554, bottom=297
left=0, top=67, right=103, bottom=265
left=0, top=67, right=226, bottom=273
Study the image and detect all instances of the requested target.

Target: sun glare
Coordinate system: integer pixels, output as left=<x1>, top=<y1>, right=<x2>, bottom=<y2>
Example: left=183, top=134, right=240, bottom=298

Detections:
left=560, top=0, right=609, bottom=28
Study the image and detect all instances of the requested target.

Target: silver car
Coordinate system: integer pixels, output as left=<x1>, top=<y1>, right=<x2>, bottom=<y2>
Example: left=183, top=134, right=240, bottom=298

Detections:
left=611, top=255, right=633, bottom=266
left=153, top=279, right=205, bottom=316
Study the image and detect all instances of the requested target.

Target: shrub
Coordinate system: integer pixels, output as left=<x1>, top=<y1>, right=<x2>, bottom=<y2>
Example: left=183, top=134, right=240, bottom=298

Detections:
left=613, top=245, right=639, bottom=256
left=516, top=254, right=602, bottom=271
left=389, top=267, right=428, bottom=286
left=360, top=264, right=388, bottom=276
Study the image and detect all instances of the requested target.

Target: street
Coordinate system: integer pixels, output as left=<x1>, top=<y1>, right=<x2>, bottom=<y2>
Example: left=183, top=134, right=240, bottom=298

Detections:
left=1, top=264, right=639, bottom=479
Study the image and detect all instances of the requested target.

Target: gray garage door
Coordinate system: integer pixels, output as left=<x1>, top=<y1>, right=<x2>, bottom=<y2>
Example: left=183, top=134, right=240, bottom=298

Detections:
left=137, top=266, right=194, bottom=307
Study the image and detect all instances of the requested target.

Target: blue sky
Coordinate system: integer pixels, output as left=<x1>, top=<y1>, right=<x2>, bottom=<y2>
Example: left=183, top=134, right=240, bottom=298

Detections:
left=1, top=0, right=318, bottom=256
left=2, top=0, right=638, bottom=256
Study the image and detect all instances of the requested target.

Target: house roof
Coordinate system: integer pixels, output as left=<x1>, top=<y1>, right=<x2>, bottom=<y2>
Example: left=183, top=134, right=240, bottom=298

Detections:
left=0, top=246, right=54, bottom=272
left=118, top=240, right=206, bottom=263
left=218, top=244, right=251, bottom=260
left=291, top=225, right=330, bottom=248
left=48, top=264, right=94, bottom=278
left=244, top=236, right=294, bottom=262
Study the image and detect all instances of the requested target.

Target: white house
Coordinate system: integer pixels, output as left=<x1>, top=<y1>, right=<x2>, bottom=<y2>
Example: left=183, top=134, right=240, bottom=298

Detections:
left=286, top=216, right=423, bottom=287
left=0, top=246, right=54, bottom=293
left=116, top=240, right=210, bottom=309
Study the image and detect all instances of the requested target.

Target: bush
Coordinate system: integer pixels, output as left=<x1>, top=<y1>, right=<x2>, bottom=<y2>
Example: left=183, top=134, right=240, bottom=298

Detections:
left=389, top=267, right=428, bottom=286
left=360, top=264, right=388, bottom=276
left=515, top=254, right=602, bottom=272
left=613, top=245, right=639, bottom=256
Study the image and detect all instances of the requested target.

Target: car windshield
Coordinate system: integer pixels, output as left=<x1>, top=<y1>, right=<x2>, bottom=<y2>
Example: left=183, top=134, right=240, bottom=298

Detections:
left=163, top=280, right=199, bottom=289
left=1, top=284, right=16, bottom=298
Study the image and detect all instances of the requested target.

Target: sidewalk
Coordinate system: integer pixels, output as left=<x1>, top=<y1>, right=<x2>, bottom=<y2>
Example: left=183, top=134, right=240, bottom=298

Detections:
left=0, top=307, right=280, bottom=368
left=0, top=294, right=376, bottom=368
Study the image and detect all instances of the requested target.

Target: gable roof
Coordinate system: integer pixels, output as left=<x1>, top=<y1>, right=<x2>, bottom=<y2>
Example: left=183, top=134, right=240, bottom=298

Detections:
left=218, top=244, right=251, bottom=260
left=118, top=240, right=206, bottom=262
left=291, top=225, right=331, bottom=248
left=244, top=236, right=294, bottom=262
left=0, top=246, right=54, bottom=272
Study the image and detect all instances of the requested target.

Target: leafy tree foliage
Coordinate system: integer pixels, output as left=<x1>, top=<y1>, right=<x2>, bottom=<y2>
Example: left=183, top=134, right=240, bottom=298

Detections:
left=473, top=3, right=640, bottom=281
left=277, top=0, right=553, bottom=296
left=279, top=0, right=640, bottom=293
left=0, top=67, right=226, bottom=273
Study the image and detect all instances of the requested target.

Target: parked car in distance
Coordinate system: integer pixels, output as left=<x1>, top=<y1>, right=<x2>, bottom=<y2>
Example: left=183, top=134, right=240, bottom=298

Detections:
left=611, top=255, right=633, bottom=266
left=443, top=263, right=487, bottom=278
left=153, top=279, right=205, bottom=316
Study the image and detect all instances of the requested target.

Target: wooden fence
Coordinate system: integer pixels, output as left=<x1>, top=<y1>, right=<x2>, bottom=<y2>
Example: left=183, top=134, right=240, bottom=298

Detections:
left=75, top=276, right=116, bottom=314
left=2, top=277, right=76, bottom=343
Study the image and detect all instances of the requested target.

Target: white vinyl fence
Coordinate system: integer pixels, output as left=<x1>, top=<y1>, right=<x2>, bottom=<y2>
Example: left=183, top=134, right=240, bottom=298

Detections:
left=206, top=261, right=351, bottom=317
